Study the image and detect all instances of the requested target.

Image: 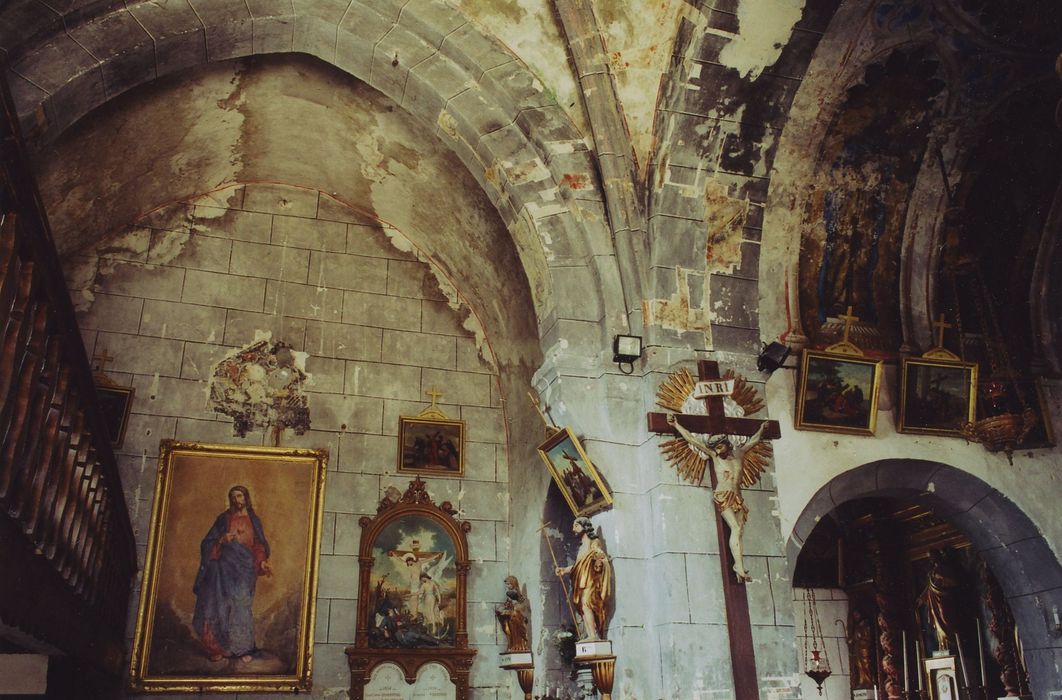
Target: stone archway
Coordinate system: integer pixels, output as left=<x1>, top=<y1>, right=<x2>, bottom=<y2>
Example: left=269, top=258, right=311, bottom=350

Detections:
left=787, top=459, right=1062, bottom=698
left=2, top=0, right=631, bottom=350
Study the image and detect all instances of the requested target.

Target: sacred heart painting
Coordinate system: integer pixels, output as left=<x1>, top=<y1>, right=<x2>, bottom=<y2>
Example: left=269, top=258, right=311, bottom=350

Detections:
left=796, top=351, right=883, bottom=436
left=129, top=441, right=327, bottom=693
left=367, top=515, right=458, bottom=648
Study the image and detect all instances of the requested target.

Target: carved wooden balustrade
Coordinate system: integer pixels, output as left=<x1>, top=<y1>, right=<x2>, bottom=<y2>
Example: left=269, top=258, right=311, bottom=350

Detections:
left=0, top=73, right=136, bottom=680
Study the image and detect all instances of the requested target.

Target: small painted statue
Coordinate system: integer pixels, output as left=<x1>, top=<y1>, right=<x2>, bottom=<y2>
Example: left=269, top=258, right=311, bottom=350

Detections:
left=495, top=575, right=531, bottom=652
left=666, top=414, right=770, bottom=582
left=554, top=517, right=613, bottom=641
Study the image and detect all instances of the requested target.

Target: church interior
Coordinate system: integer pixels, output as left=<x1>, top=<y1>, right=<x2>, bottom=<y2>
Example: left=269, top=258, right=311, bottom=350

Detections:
left=1, top=0, right=1062, bottom=698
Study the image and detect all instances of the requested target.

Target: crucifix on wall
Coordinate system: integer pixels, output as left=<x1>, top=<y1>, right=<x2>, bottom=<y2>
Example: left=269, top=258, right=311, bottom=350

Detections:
left=647, top=360, right=781, bottom=700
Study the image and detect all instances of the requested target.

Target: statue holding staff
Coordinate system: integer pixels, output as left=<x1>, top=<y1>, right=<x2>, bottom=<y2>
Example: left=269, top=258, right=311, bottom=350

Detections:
left=551, top=516, right=613, bottom=641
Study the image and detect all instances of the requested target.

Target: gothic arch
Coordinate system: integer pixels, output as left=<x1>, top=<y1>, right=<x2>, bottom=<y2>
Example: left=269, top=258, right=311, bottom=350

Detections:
left=787, top=459, right=1062, bottom=698
left=2, top=0, right=628, bottom=348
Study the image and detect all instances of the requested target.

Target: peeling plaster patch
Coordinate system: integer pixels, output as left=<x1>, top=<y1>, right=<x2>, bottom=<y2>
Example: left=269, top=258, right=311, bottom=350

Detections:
left=209, top=339, right=311, bottom=437
left=644, top=266, right=713, bottom=344
left=715, top=0, right=805, bottom=81
left=501, top=158, right=552, bottom=185
left=703, top=178, right=749, bottom=276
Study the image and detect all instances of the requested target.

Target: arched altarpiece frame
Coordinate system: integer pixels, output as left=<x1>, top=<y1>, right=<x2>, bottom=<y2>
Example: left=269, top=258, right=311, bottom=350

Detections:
left=345, top=478, right=476, bottom=699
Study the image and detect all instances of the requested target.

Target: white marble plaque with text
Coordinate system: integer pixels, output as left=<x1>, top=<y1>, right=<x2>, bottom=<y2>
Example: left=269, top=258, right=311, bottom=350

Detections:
left=411, top=663, right=455, bottom=700
left=365, top=663, right=410, bottom=700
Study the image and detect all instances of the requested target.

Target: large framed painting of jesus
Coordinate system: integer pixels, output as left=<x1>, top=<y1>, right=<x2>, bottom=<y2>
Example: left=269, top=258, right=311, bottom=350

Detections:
left=128, top=441, right=328, bottom=693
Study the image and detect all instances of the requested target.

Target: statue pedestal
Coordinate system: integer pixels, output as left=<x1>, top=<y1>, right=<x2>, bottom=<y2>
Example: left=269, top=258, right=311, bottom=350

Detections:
left=574, top=640, right=615, bottom=700
left=499, top=653, right=533, bottom=700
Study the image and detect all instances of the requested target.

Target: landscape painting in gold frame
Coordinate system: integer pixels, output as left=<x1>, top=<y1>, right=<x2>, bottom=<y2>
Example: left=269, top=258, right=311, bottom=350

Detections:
left=898, top=357, right=978, bottom=437
left=537, top=427, right=613, bottom=517
left=796, top=350, right=883, bottom=436
left=129, top=441, right=327, bottom=693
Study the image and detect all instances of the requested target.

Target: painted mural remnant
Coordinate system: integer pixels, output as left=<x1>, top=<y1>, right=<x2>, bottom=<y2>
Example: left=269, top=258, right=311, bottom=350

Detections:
left=209, top=339, right=311, bottom=437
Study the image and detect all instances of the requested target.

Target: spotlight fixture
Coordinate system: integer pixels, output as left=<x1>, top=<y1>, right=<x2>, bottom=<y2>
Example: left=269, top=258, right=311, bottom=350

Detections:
left=757, top=341, right=792, bottom=373
left=612, top=334, right=643, bottom=374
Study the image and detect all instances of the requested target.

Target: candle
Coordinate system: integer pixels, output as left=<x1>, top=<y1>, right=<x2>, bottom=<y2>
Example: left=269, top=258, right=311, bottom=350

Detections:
left=902, top=630, right=909, bottom=692
left=915, top=640, right=923, bottom=691
left=955, top=633, right=969, bottom=687
left=977, top=618, right=987, bottom=687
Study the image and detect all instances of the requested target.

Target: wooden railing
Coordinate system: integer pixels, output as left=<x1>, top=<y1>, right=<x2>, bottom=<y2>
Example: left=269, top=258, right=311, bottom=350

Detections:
left=0, top=70, right=136, bottom=678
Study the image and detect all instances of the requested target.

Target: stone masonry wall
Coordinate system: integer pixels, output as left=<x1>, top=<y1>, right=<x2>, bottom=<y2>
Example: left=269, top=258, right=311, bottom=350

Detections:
left=65, top=182, right=512, bottom=699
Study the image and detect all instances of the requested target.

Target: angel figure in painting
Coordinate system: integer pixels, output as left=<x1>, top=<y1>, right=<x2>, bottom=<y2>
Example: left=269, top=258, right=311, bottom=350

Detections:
left=495, top=575, right=531, bottom=652
left=666, top=413, right=769, bottom=582
left=555, top=517, right=613, bottom=641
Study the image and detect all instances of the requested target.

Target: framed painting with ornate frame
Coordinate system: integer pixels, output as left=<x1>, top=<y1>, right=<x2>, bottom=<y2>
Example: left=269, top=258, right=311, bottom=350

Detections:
left=97, top=384, right=135, bottom=448
left=346, top=478, right=476, bottom=699
left=128, top=441, right=327, bottom=693
left=898, top=357, right=978, bottom=437
left=537, top=427, right=613, bottom=517
left=796, top=350, right=883, bottom=436
left=397, top=415, right=464, bottom=477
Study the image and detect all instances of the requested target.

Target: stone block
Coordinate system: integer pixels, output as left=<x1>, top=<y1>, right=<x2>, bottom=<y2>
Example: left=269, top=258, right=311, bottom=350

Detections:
left=458, top=481, right=507, bottom=521
left=70, top=12, right=155, bottom=99
left=180, top=342, right=231, bottom=381
left=276, top=429, right=340, bottom=464
left=76, top=292, right=143, bottom=334
left=343, top=359, right=422, bottom=401
left=402, top=52, right=468, bottom=124
left=741, top=491, right=784, bottom=558
left=95, top=331, right=184, bottom=377
left=381, top=399, right=430, bottom=435
left=100, top=260, right=186, bottom=302
left=767, top=557, right=796, bottom=626
left=466, top=520, right=497, bottom=562
left=420, top=368, right=491, bottom=407
left=119, top=413, right=178, bottom=458
left=304, top=356, right=345, bottom=394
left=95, top=227, right=151, bottom=263
left=649, top=482, right=718, bottom=555
left=468, top=560, right=509, bottom=603
left=242, top=183, right=319, bottom=218
left=461, top=406, right=504, bottom=444
left=311, top=642, right=352, bottom=691
left=551, top=265, right=604, bottom=323
left=339, top=432, right=395, bottom=474
left=387, top=259, right=446, bottom=300
left=684, top=553, right=727, bottom=624
left=308, top=250, right=388, bottom=294
left=958, top=489, right=1040, bottom=549
left=327, top=597, right=358, bottom=643
left=320, top=512, right=336, bottom=556
left=271, top=214, right=346, bottom=252
left=156, top=29, right=208, bottom=78
left=188, top=0, right=252, bottom=61
left=250, top=12, right=295, bottom=54
left=750, top=623, right=801, bottom=676
left=150, top=230, right=232, bottom=272
left=12, top=34, right=97, bottom=96
left=265, top=280, right=343, bottom=322
left=305, top=321, right=383, bottom=361
left=463, top=441, right=498, bottom=483
left=317, top=553, right=359, bottom=599
left=381, top=329, right=456, bottom=370
left=312, top=393, right=384, bottom=433
left=335, top=4, right=396, bottom=79
left=333, top=512, right=360, bottom=556
left=657, top=622, right=735, bottom=696
left=342, top=289, right=421, bottom=331
left=229, top=240, right=310, bottom=283
left=139, top=298, right=227, bottom=343
left=293, top=14, right=339, bottom=62
left=130, top=375, right=213, bottom=419
left=315, top=598, right=330, bottom=643
left=369, top=25, right=438, bottom=104
left=181, top=268, right=264, bottom=312
left=709, top=323, right=758, bottom=354
left=192, top=206, right=272, bottom=243
left=468, top=601, right=500, bottom=646
left=347, top=223, right=415, bottom=259
left=455, top=337, right=494, bottom=374
left=223, top=309, right=307, bottom=348
left=709, top=274, right=758, bottom=328
left=421, top=299, right=468, bottom=337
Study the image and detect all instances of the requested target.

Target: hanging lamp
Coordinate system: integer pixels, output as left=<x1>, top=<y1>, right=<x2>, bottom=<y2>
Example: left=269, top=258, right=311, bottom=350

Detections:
left=803, top=588, right=832, bottom=694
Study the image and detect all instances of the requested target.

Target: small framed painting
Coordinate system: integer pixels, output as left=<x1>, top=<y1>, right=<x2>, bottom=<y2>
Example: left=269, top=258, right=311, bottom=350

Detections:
left=128, top=441, right=327, bottom=693
left=537, top=427, right=613, bottom=517
left=898, top=358, right=978, bottom=437
left=97, top=384, right=135, bottom=448
left=796, top=350, right=883, bottom=436
left=398, top=416, right=464, bottom=477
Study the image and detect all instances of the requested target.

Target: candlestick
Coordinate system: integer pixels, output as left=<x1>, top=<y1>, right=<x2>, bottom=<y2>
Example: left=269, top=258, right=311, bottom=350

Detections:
left=955, top=633, right=969, bottom=687
left=976, top=618, right=986, bottom=687
left=903, top=630, right=909, bottom=693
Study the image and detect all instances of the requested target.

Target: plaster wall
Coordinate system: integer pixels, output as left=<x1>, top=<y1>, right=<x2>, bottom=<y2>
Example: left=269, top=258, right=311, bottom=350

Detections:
left=66, top=183, right=514, bottom=699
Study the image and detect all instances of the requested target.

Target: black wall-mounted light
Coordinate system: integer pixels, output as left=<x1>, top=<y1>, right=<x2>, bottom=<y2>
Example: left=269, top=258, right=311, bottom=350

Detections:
left=757, top=341, right=792, bottom=373
left=613, top=334, right=643, bottom=374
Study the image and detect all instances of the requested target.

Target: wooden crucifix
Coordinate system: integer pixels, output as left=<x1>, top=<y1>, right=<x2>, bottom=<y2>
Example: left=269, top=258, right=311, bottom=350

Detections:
left=647, top=360, right=781, bottom=700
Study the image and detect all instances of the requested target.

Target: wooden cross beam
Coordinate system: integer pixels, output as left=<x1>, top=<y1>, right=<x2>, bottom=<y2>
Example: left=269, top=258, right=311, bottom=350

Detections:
left=646, top=360, right=780, bottom=700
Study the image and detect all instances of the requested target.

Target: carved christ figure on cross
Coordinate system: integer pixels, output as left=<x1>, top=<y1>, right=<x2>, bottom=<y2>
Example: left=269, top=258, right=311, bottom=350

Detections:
left=666, top=413, right=767, bottom=582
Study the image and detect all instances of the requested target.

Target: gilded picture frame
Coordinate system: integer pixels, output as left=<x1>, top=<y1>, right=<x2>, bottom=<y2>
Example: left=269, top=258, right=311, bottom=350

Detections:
left=898, top=357, right=978, bottom=437
left=537, top=427, right=613, bottom=517
left=796, top=350, right=883, bottom=436
left=128, top=441, right=327, bottom=693
left=397, top=416, right=465, bottom=477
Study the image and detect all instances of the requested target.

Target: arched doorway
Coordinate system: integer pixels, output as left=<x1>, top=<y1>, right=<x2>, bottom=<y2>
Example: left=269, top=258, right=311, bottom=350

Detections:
left=788, top=460, right=1062, bottom=699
